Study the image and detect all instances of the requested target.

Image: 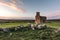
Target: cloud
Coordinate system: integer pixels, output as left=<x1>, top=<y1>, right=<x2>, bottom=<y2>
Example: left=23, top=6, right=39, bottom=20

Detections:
left=46, top=11, right=60, bottom=19
left=0, top=0, right=25, bottom=13
left=46, top=12, right=60, bottom=17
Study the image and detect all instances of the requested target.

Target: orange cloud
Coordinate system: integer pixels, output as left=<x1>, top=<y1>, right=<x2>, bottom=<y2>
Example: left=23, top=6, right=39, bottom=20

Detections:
left=0, top=0, right=25, bottom=13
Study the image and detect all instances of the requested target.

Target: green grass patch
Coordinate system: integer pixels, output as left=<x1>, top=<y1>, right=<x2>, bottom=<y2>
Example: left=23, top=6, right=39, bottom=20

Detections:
left=0, top=27, right=60, bottom=40
left=45, top=22, right=60, bottom=28
left=0, top=22, right=35, bottom=28
left=0, top=21, right=60, bottom=28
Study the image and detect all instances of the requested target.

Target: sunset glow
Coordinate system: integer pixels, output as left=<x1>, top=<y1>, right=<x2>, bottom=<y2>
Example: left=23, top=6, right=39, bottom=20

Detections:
left=0, top=2, right=25, bottom=13
left=0, top=0, right=60, bottom=19
left=0, top=0, right=25, bottom=19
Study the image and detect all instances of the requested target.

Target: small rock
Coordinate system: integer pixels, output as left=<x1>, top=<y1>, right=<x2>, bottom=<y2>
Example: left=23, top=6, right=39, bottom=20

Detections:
left=2, top=28, right=9, bottom=32
left=42, top=24, right=47, bottom=28
left=31, top=24, right=35, bottom=30
left=37, top=25, right=42, bottom=29
left=9, top=33, right=13, bottom=36
left=20, top=25, right=24, bottom=27
left=15, top=27, right=18, bottom=31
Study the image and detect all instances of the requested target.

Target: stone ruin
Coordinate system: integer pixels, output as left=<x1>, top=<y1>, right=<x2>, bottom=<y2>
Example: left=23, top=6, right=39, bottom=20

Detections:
left=35, top=12, right=46, bottom=25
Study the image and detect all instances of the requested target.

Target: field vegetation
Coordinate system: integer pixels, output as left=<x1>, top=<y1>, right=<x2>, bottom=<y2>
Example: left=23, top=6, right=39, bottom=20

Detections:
left=0, top=21, right=60, bottom=28
left=46, top=22, right=60, bottom=28
left=0, top=27, right=60, bottom=40
left=0, top=21, right=60, bottom=40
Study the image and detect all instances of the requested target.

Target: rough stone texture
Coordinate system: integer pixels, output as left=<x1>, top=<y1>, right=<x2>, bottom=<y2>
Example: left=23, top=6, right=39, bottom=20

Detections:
left=35, top=12, right=40, bottom=25
left=2, top=28, right=9, bottom=32
left=35, top=12, right=46, bottom=24
left=31, top=24, right=35, bottom=30
left=37, top=25, right=42, bottom=29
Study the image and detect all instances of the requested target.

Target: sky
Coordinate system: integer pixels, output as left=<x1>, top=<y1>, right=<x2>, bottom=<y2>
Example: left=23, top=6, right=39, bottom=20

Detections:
left=0, top=0, right=60, bottom=19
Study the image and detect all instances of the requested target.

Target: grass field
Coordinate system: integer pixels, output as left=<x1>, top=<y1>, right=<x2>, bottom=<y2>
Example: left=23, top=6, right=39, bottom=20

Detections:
left=0, top=21, right=60, bottom=28
left=0, top=22, right=60, bottom=40
left=0, top=22, right=29, bottom=28
left=46, top=22, right=60, bottom=29
left=0, top=27, right=60, bottom=40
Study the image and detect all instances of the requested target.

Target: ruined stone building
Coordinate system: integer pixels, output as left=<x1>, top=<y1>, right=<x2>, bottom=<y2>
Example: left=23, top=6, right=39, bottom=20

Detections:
left=35, top=12, right=46, bottom=24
